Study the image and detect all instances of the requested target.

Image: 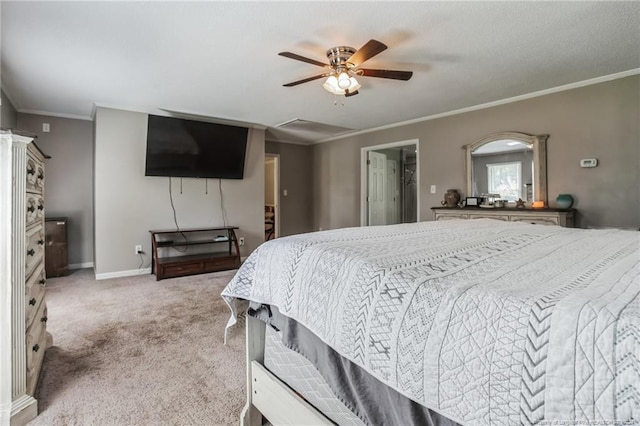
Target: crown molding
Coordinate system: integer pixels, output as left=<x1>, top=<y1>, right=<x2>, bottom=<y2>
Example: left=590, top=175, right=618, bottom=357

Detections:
left=265, top=138, right=314, bottom=146
left=17, top=109, right=93, bottom=121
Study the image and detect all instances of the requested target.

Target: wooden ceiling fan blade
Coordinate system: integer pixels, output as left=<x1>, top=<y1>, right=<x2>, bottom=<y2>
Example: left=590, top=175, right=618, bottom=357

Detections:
left=283, top=73, right=330, bottom=87
left=347, top=39, right=388, bottom=67
left=278, top=52, right=329, bottom=68
left=358, top=69, right=413, bottom=81
left=344, top=90, right=359, bottom=97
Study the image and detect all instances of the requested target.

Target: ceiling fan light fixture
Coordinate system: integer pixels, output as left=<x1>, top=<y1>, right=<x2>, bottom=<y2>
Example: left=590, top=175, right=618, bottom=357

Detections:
left=348, top=76, right=361, bottom=92
left=322, top=75, right=341, bottom=94
left=337, top=72, right=351, bottom=89
left=323, top=74, right=361, bottom=96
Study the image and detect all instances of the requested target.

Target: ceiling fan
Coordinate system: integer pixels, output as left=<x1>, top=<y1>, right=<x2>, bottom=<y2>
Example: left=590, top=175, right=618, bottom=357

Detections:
left=279, top=39, right=413, bottom=97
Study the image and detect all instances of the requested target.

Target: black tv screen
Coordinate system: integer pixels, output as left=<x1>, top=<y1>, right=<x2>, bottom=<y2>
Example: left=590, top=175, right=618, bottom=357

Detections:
left=145, top=115, right=248, bottom=179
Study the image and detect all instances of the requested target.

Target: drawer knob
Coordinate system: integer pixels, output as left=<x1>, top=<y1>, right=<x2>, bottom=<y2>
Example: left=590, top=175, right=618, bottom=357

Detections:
left=41, top=316, right=48, bottom=323
left=37, top=172, right=44, bottom=180
left=29, top=298, right=36, bottom=306
left=27, top=167, right=35, bottom=176
left=39, top=278, right=46, bottom=285
left=27, top=249, right=35, bottom=256
left=27, top=205, right=35, bottom=213
left=38, top=239, right=44, bottom=245
left=32, top=344, right=39, bottom=352
left=37, top=204, right=44, bottom=211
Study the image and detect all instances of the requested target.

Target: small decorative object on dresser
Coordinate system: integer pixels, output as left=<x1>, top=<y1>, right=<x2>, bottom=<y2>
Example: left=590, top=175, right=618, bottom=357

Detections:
left=515, top=198, right=526, bottom=208
left=441, top=189, right=461, bottom=207
left=465, top=197, right=480, bottom=207
left=556, top=194, right=574, bottom=209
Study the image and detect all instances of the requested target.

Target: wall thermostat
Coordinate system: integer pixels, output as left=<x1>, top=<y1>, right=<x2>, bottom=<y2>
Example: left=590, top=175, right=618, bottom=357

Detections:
left=580, top=158, right=598, bottom=168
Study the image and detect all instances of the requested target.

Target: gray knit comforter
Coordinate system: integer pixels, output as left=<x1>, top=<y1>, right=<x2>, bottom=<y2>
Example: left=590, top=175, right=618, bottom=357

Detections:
left=222, top=219, right=639, bottom=425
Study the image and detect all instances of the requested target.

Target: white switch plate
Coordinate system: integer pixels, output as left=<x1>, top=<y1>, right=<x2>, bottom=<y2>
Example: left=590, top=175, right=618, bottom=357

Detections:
left=580, top=158, right=598, bottom=168
left=430, top=185, right=436, bottom=194
left=283, top=189, right=288, bottom=196
left=238, top=237, right=245, bottom=246
left=42, top=123, right=50, bottom=132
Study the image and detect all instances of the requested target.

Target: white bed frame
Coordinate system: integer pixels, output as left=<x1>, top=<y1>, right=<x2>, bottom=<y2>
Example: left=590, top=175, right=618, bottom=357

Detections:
left=241, top=316, right=333, bottom=426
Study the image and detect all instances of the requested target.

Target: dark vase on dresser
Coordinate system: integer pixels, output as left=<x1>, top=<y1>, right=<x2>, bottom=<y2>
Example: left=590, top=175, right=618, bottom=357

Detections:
left=45, top=217, right=68, bottom=277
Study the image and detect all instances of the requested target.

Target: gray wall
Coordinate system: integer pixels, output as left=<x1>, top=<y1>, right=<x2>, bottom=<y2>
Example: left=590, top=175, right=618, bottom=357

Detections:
left=0, top=90, right=17, bottom=129
left=16, top=113, right=94, bottom=267
left=265, top=141, right=314, bottom=236
left=313, top=75, right=640, bottom=230
left=94, top=107, right=265, bottom=277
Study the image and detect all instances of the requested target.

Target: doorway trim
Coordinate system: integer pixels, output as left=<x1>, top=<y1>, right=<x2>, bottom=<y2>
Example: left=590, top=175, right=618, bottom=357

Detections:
left=265, top=153, right=280, bottom=239
left=360, top=139, right=420, bottom=226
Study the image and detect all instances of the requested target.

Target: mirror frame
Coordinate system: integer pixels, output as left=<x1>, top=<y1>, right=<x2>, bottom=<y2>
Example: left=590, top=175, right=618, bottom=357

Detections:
left=464, top=132, right=549, bottom=203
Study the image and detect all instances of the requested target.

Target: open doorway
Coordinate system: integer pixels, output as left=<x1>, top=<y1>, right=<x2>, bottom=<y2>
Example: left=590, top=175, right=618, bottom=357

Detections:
left=264, top=154, right=280, bottom=241
left=361, top=140, right=419, bottom=226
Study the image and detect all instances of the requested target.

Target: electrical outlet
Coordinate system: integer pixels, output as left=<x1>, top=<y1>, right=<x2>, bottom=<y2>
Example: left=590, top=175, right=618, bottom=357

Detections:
left=580, top=158, right=598, bottom=168
left=238, top=237, right=245, bottom=246
left=430, top=185, right=437, bottom=194
left=135, top=245, right=143, bottom=254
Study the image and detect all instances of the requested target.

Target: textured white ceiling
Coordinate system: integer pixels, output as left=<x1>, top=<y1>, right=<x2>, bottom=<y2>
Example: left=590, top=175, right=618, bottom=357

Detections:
left=1, top=1, right=639, bottom=144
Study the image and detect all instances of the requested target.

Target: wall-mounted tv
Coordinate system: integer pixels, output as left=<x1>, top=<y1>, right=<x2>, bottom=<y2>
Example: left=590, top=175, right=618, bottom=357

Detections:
left=145, top=115, right=249, bottom=179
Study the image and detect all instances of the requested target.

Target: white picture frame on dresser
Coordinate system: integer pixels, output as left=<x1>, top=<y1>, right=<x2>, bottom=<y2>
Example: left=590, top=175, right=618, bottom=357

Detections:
left=0, top=130, right=51, bottom=426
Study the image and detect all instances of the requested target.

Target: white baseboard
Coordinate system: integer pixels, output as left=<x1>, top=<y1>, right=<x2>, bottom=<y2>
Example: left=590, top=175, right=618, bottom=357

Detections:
left=69, top=261, right=94, bottom=270
left=95, top=268, right=152, bottom=280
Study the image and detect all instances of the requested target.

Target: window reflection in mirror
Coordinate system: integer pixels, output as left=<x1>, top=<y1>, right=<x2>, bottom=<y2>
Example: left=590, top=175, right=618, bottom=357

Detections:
left=471, top=140, right=533, bottom=201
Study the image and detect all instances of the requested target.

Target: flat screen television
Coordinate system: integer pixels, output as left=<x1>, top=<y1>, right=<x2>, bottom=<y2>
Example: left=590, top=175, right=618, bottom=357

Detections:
left=145, top=115, right=248, bottom=179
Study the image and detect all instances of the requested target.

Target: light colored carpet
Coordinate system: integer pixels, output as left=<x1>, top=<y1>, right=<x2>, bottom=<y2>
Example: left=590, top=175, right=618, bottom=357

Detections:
left=31, top=268, right=246, bottom=426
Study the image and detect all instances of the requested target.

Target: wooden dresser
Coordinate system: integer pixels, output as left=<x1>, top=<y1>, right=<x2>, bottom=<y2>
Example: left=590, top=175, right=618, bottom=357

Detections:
left=431, top=207, right=576, bottom=227
left=45, top=217, right=69, bottom=277
left=0, top=131, right=51, bottom=425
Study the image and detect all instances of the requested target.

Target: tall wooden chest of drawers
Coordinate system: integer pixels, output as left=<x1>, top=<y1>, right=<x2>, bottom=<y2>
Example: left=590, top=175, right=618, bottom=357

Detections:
left=0, top=131, right=52, bottom=425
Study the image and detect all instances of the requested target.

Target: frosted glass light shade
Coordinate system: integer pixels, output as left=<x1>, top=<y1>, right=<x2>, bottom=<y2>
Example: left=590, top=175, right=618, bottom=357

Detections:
left=348, top=77, right=361, bottom=92
left=323, top=75, right=361, bottom=95
left=322, top=76, right=341, bottom=94
left=337, top=72, right=351, bottom=89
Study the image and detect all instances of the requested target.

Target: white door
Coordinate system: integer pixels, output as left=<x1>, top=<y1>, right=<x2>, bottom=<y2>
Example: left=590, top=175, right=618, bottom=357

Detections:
left=367, top=151, right=386, bottom=226
left=264, top=155, right=279, bottom=240
left=386, top=160, right=399, bottom=225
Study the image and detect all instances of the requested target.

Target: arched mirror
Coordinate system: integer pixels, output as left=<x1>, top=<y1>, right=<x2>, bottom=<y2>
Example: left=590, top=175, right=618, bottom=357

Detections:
left=465, top=132, right=548, bottom=204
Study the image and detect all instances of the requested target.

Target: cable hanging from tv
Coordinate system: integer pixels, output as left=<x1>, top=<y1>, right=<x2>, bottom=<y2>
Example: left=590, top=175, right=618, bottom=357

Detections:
left=168, top=177, right=188, bottom=253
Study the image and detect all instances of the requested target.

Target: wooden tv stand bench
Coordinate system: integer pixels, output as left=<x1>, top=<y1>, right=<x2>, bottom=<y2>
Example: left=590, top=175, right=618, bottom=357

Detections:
left=149, top=226, right=241, bottom=281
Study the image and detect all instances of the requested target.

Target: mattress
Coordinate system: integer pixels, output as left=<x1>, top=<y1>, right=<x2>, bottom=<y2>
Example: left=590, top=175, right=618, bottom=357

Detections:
left=223, top=219, right=640, bottom=425
left=264, top=325, right=365, bottom=426
left=255, top=305, right=459, bottom=426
